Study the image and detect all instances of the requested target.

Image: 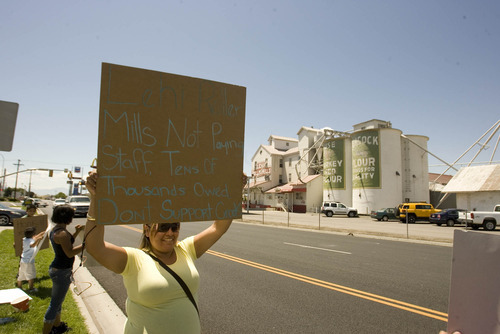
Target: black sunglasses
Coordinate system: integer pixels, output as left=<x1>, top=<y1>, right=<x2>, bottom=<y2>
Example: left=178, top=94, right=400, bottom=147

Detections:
left=154, top=223, right=180, bottom=233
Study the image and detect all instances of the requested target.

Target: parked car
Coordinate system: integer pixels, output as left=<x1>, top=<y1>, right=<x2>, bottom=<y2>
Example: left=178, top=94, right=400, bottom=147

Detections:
left=399, top=202, right=441, bottom=223
left=0, top=203, right=27, bottom=226
left=321, top=201, right=358, bottom=217
left=370, top=208, right=397, bottom=221
left=430, top=208, right=467, bottom=227
left=52, top=198, right=66, bottom=208
left=65, top=195, right=91, bottom=217
left=33, top=198, right=48, bottom=207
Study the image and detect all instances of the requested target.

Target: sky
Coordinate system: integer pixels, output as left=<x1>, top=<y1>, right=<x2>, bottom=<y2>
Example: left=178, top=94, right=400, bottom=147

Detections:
left=1, top=0, right=499, bottom=196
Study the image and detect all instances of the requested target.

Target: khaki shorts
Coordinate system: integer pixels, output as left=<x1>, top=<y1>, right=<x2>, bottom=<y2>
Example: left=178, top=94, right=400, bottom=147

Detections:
left=18, top=262, right=36, bottom=281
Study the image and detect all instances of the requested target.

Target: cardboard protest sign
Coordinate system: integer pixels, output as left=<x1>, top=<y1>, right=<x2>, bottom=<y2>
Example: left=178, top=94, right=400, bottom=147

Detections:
left=447, top=230, right=500, bottom=334
left=13, top=215, right=49, bottom=257
left=96, top=63, right=246, bottom=225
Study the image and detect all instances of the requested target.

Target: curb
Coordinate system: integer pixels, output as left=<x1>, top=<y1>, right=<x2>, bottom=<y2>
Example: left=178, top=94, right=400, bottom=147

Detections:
left=71, top=258, right=126, bottom=333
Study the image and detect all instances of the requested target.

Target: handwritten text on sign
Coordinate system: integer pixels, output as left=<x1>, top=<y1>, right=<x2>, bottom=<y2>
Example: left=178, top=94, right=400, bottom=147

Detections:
left=97, top=63, right=246, bottom=224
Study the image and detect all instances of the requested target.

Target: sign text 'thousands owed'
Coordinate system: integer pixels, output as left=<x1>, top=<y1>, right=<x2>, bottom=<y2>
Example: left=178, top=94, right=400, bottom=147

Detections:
left=96, top=63, right=246, bottom=225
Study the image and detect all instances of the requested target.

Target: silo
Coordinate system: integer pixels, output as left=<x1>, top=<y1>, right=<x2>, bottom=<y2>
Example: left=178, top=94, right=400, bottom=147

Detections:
left=351, top=128, right=403, bottom=214
left=401, top=134, right=429, bottom=203
left=322, top=137, right=352, bottom=205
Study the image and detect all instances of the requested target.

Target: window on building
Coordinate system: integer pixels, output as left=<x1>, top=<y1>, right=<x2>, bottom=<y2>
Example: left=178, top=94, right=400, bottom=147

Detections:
left=288, top=173, right=291, bottom=181
left=289, top=158, right=292, bottom=166
left=279, top=175, right=283, bottom=183
left=280, top=159, right=283, bottom=167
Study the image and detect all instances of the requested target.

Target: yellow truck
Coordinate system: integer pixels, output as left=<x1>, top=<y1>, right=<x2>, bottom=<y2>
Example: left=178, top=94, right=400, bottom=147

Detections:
left=399, top=202, right=441, bottom=223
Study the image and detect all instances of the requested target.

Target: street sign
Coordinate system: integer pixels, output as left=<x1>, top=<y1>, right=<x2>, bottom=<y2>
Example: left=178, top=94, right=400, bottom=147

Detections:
left=0, top=100, right=19, bottom=151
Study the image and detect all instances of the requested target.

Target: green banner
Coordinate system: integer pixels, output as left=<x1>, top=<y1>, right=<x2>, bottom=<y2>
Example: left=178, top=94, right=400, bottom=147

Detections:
left=323, top=138, right=345, bottom=189
left=352, top=130, right=380, bottom=188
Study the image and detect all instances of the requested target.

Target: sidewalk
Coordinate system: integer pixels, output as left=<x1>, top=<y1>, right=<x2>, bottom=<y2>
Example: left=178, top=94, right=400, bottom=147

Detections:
left=240, top=210, right=458, bottom=245
left=71, top=259, right=126, bottom=334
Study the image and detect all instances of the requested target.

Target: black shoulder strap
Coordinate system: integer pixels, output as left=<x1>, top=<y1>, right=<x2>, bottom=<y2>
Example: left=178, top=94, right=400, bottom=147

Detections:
left=144, top=250, right=199, bottom=316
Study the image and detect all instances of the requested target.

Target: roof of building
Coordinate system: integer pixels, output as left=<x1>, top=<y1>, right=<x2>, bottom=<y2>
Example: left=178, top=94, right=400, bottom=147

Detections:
left=265, top=175, right=321, bottom=194
left=296, top=174, right=321, bottom=184
left=246, top=179, right=271, bottom=189
left=267, top=135, right=298, bottom=143
left=254, top=144, right=299, bottom=157
left=297, top=126, right=324, bottom=135
left=442, top=165, right=500, bottom=193
left=352, top=119, right=392, bottom=130
left=428, top=173, right=454, bottom=185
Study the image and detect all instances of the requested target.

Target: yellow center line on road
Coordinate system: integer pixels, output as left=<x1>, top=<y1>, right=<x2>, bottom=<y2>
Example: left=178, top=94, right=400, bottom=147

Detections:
left=121, top=225, right=143, bottom=232
left=208, top=250, right=448, bottom=322
left=118, top=224, right=448, bottom=322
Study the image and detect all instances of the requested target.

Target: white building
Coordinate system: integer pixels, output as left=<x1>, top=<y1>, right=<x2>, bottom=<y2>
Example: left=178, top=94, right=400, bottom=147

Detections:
left=248, top=120, right=430, bottom=214
left=441, top=165, right=500, bottom=211
left=247, top=133, right=323, bottom=213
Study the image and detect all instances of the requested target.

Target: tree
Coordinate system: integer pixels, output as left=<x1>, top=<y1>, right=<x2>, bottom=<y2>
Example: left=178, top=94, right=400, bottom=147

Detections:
left=54, top=192, right=67, bottom=199
left=4, top=187, right=13, bottom=198
left=3, top=187, right=26, bottom=199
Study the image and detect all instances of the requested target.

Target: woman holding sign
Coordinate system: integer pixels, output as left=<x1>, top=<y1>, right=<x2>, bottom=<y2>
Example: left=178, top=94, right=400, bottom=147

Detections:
left=84, top=170, right=246, bottom=334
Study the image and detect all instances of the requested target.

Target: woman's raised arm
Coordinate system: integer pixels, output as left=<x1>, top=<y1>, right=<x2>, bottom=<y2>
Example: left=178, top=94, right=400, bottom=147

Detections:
left=84, top=171, right=127, bottom=274
left=193, top=173, right=247, bottom=258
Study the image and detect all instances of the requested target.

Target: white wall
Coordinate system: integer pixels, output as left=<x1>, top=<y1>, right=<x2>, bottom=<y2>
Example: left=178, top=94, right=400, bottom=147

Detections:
left=401, top=135, right=430, bottom=203
left=306, top=176, right=323, bottom=212
left=456, top=192, right=500, bottom=211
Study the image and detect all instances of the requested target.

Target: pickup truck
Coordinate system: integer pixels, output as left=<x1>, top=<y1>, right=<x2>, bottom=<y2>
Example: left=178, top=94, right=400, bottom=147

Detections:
left=467, top=204, right=500, bottom=231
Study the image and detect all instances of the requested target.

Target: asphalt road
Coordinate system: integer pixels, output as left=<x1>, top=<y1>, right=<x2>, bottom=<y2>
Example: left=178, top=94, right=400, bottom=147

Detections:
left=80, top=218, right=453, bottom=334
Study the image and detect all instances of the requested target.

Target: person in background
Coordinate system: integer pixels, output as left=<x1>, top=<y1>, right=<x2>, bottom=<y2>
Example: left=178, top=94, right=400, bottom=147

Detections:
left=23, top=204, right=37, bottom=218
left=17, top=226, right=44, bottom=292
left=83, top=170, right=247, bottom=334
left=42, top=205, right=84, bottom=334
left=14, top=204, right=40, bottom=281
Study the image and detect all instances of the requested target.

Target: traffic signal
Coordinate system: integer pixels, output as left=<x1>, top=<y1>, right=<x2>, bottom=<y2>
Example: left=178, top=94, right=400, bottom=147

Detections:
left=49, top=170, right=54, bottom=177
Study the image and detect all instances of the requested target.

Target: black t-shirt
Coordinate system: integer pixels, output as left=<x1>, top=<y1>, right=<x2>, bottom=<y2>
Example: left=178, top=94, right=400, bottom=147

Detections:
left=49, top=227, right=75, bottom=269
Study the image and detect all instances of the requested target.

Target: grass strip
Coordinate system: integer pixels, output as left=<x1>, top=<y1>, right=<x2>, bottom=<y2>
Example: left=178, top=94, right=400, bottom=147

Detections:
left=0, top=229, right=89, bottom=333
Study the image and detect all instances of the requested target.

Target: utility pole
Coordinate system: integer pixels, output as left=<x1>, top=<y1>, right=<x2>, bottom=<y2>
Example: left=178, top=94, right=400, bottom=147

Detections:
left=28, top=169, right=33, bottom=195
left=0, top=153, right=4, bottom=197
left=13, top=159, right=23, bottom=200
